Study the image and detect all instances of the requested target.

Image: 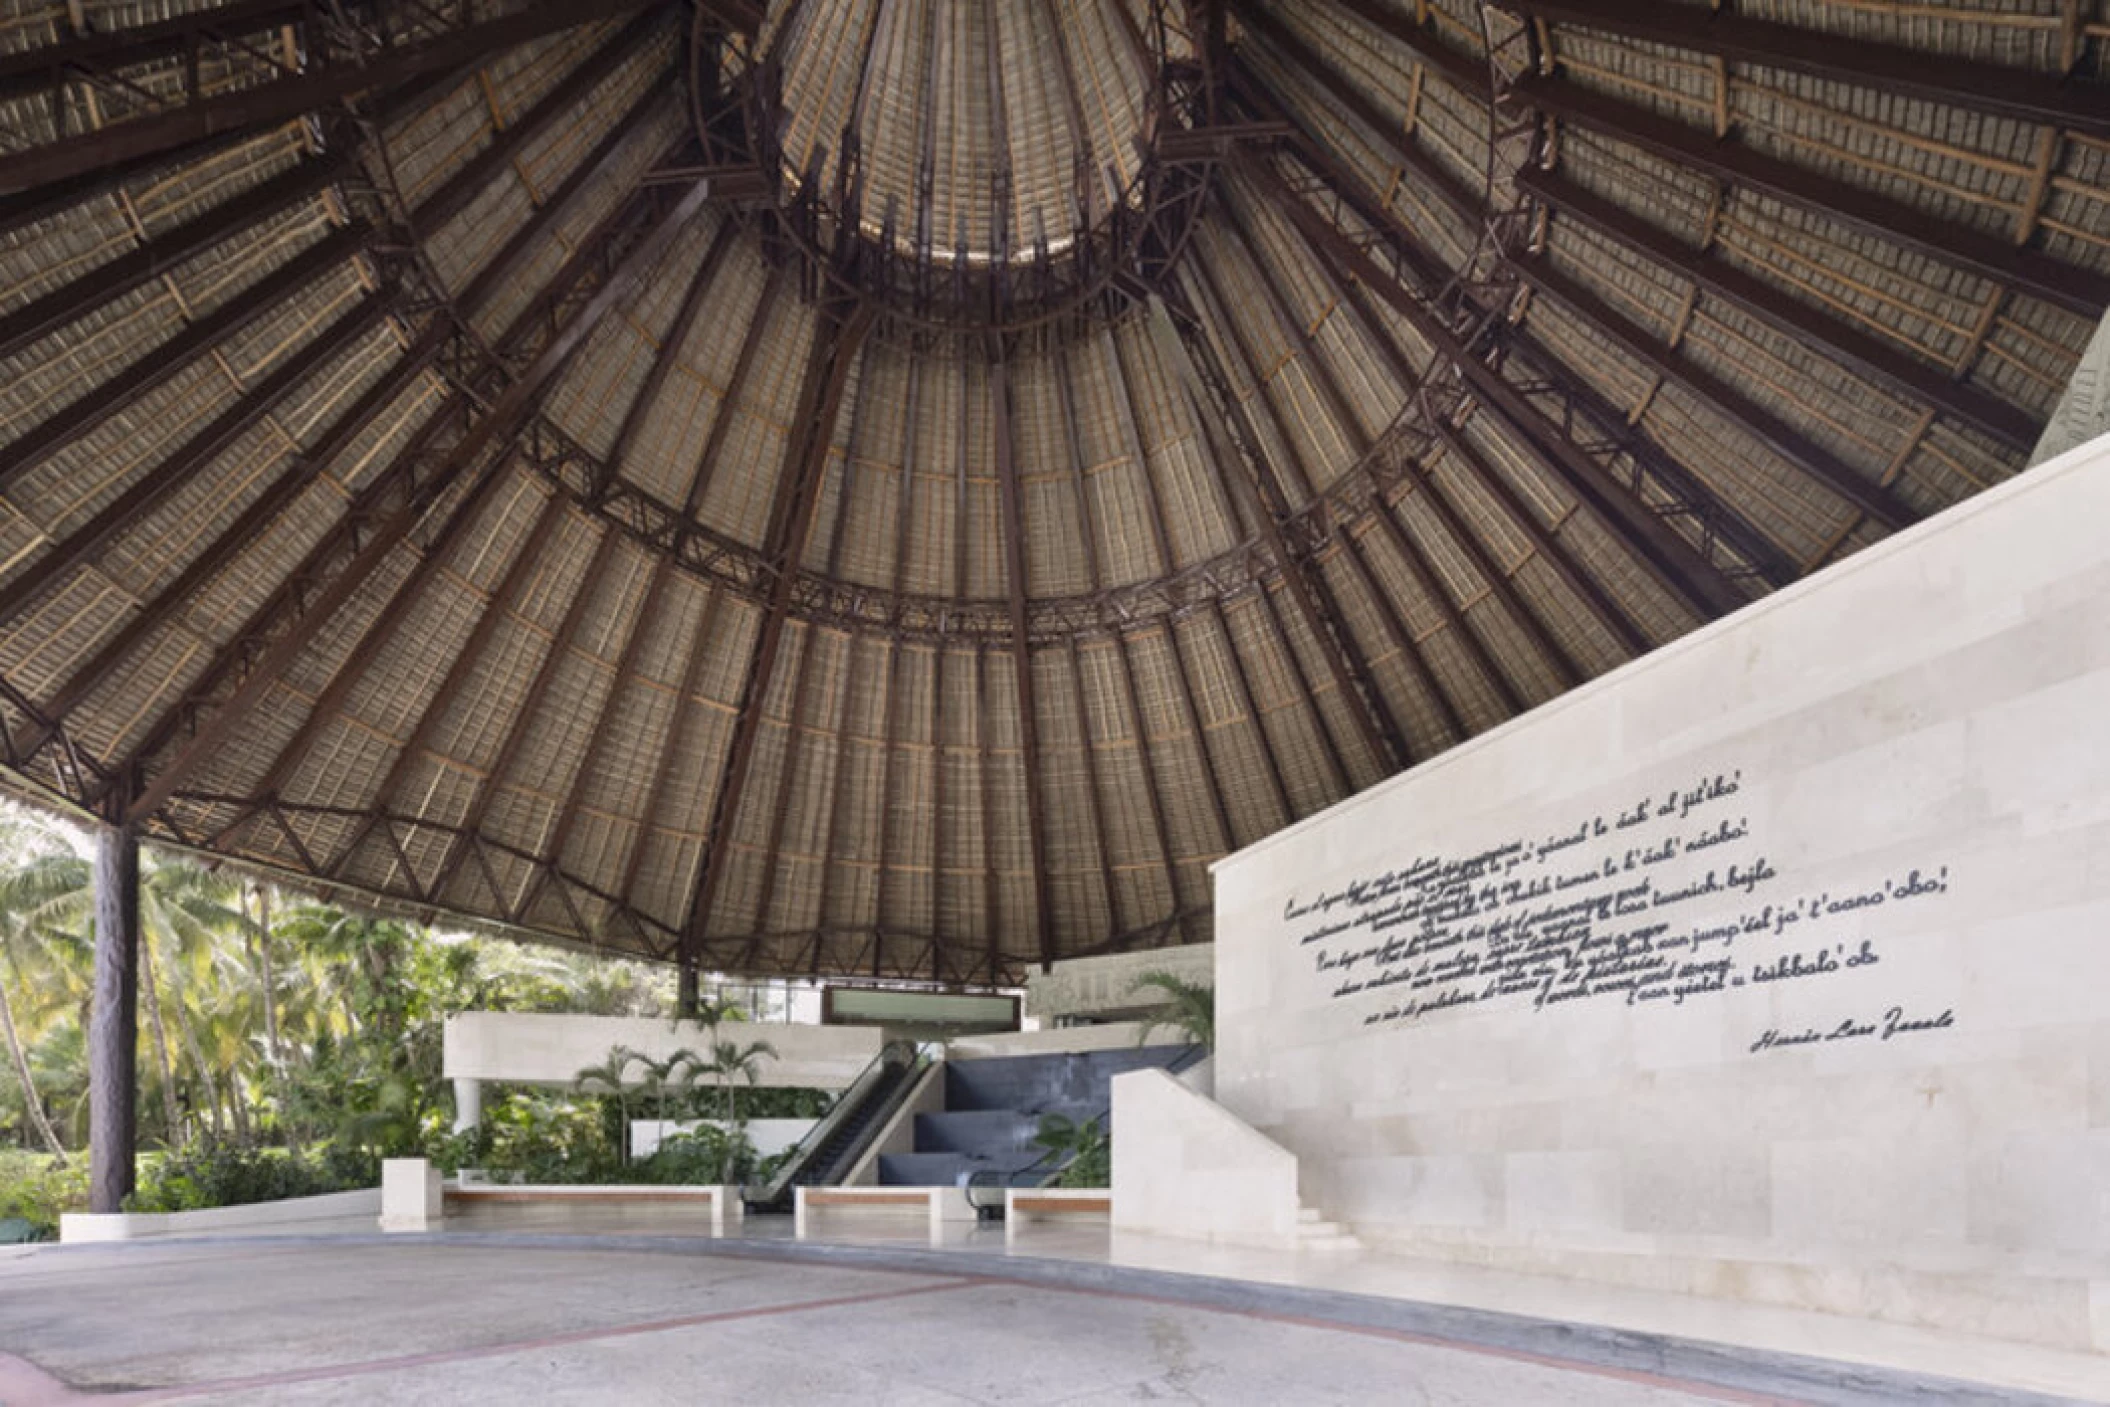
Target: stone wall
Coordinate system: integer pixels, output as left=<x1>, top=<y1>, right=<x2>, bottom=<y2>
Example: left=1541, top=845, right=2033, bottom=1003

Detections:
left=1214, top=433, right=2110, bottom=1351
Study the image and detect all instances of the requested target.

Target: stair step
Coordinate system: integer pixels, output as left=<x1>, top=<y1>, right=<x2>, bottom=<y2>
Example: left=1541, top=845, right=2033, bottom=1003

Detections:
left=1297, top=1206, right=1322, bottom=1223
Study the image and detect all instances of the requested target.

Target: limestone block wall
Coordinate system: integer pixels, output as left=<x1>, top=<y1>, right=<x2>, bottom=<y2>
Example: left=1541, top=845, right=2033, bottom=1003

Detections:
left=1111, top=1068, right=1301, bottom=1250
left=443, top=1012, right=882, bottom=1089
left=1214, top=434, right=2110, bottom=1351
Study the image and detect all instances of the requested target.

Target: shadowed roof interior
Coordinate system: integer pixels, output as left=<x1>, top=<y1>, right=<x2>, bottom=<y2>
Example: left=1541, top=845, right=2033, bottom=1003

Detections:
left=0, top=0, right=2101, bottom=984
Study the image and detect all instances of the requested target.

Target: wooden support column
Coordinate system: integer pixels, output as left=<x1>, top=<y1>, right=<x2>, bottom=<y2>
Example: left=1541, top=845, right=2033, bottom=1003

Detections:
left=88, top=824, right=140, bottom=1214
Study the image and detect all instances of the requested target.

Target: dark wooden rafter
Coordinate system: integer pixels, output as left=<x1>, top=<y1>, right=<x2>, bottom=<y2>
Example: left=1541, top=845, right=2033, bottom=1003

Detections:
left=0, top=221, right=374, bottom=491
left=1104, top=317, right=1235, bottom=899
left=194, top=174, right=681, bottom=827
left=1206, top=600, right=1292, bottom=824
left=1508, top=251, right=1920, bottom=532
left=407, top=8, right=670, bottom=235
left=421, top=519, right=635, bottom=912
left=869, top=355, right=924, bottom=946
left=613, top=584, right=724, bottom=928
left=322, top=488, right=573, bottom=881
left=1230, top=44, right=1791, bottom=602
left=1242, top=151, right=1753, bottom=620
left=449, top=80, right=679, bottom=320
left=32, top=317, right=454, bottom=737
left=0, top=286, right=401, bottom=624
left=681, top=263, right=792, bottom=515
left=118, top=176, right=713, bottom=826
left=592, top=219, right=741, bottom=499
left=1513, top=168, right=2038, bottom=453
left=679, top=297, right=876, bottom=963
left=1050, top=343, right=1123, bottom=940
left=1251, top=585, right=1352, bottom=797
left=1159, top=275, right=1414, bottom=774
left=1209, top=194, right=1494, bottom=730
left=739, top=372, right=876, bottom=968
left=975, top=642, right=1002, bottom=982
left=0, top=149, right=353, bottom=364
left=514, top=544, right=676, bottom=928
left=0, top=0, right=672, bottom=199
left=1512, top=0, right=2110, bottom=138
left=988, top=343, right=1056, bottom=971
left=1511, top=71, right=2110, bottom=318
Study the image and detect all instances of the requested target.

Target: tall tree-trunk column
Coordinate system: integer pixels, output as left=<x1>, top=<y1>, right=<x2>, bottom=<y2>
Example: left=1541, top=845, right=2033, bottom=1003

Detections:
left=88, top=825, right=140, bottom=1213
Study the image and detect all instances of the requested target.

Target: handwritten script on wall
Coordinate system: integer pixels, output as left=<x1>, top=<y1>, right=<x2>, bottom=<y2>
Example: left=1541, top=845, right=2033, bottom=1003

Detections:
left=1282, top=772, right=1956, bottom=1052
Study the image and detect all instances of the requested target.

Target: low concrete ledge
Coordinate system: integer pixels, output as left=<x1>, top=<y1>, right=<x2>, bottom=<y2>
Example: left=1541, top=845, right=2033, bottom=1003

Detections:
left=61, top=1188, right=382, bottom=1243
left=794, top=1184, right=974, bottom=1239
left=1004, top=1186, right=1111, bottom=1241
left=445, top=1182, right=743, bottom=1233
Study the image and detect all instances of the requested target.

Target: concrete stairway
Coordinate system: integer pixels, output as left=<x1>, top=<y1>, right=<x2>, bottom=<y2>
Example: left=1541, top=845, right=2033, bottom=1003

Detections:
left=876, top=1045, right=1199, bottom=1187
left=1296, top=1203, right=1363, bottom=1252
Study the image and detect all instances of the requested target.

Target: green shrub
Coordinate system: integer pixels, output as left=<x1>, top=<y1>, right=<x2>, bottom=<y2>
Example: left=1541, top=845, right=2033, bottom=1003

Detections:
left=127, top=1140, right=369, bottom=1213
left=0, top=1151, right=87, bottom=1239
left=477, top=1092, right=619, bottom=1185
left=636, top=1126, right=756, bottom=1185
left=1033, top=1114, right=1110, bottom=1189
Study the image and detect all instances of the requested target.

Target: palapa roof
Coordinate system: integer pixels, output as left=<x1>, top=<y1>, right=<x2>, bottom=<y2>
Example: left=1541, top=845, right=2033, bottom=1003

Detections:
left=0, top=0, right=2102, bottom=984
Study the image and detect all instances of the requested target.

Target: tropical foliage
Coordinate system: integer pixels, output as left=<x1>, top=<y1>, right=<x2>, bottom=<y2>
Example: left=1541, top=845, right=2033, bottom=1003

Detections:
left=1130, top=969, right=1215, bottom=1050
left=0, top=802, right=677, bottom=1234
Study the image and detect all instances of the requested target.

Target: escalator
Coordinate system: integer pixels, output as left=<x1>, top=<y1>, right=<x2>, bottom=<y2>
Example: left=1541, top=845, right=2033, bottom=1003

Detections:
left=742, top=1038, right=930, bottom=1213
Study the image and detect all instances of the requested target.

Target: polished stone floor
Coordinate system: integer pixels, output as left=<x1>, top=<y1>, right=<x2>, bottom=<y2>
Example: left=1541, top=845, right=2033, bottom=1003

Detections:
left=2, top=1216, right=2104, bottom=1405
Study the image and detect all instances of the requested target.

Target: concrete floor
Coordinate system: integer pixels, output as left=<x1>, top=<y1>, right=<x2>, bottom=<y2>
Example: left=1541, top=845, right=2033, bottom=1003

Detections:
left=0, top=1239, right=1755, bottom=1405
left=5, top=1229, right=2106, bottom=1407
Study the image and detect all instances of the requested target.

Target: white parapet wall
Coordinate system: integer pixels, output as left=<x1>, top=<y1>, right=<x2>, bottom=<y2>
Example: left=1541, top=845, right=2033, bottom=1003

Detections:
left=1213, top=432, right=2110, bottom=1351
left=1111, top=1068, right=1300, bottom=1250
left=1025, top=945, right=1214, bottom=1025
left=443, top=1012, right=883, bottom=1089
left=61, top=1188, right=382, bottom=1243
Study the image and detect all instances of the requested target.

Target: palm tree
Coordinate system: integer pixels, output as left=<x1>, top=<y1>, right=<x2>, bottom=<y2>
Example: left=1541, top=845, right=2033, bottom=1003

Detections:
left=698, top=1036, right=777, bottom=1128
left=572, top=1045, right=645, bottom=1163
left=1130, top=970, right=1214, bottom=1050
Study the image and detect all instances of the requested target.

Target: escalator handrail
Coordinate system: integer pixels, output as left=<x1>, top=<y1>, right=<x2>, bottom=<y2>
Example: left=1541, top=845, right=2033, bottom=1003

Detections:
left=744, top=1038, right=921, bottom=1207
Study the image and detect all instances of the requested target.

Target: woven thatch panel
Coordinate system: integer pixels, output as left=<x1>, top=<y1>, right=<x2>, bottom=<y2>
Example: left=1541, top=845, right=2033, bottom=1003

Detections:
left=0, top=1, right=2094, bottom=974
left=1746, top=0, right=2070, bottom=67
left=690, top=295, right=822, bottom=549
left=1105, top=317, right=1242, bottom=573
left=385, top=27, right=612, bottom=213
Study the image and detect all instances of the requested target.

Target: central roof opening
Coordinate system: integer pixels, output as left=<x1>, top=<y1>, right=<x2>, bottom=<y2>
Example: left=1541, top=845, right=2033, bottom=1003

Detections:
left=766, top=0, right=1155, bottom=269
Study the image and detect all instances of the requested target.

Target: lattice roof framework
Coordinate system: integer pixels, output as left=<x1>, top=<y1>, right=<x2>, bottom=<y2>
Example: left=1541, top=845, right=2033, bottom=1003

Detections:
left=0, top=0, right=2102, bottom=984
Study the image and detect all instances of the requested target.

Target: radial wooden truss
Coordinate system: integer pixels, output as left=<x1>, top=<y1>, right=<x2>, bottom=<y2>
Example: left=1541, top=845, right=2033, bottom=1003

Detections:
left=0, top=0, right=2102, bottom=986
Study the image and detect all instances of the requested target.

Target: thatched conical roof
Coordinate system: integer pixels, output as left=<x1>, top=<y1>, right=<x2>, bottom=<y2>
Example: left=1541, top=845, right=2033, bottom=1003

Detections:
left=0, top=0, right=2102, bottom=982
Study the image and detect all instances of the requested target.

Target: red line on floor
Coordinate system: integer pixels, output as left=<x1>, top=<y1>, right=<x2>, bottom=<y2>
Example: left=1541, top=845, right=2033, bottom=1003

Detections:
left=16, top=1277, right=991, bottom=1404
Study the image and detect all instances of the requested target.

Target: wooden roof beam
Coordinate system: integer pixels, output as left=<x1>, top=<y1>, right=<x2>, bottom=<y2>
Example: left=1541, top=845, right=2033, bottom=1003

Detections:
left=33, top=317, right=451, bottom=735
left=0, top=286, right=400, bottom=624
left=119, top=177, right=712, bottom=826
left=0, top=221, right=372, bottom=491
left=1510, top=251, right=1921, bottom=532
left=1244, top=153, right=1752, bottom=619
left=1516, top=168, right=2038, bottom=453
left=1513, top=0, right=2110, bottom=137
left=1512, top=71, right=2110, bottom=317
left=593, top=219, right=741, bottom=498
left=1160, top=273, right=1414, bottom=774
left=990, top=347, right=1055, bottom=972
left=409, top=8, right=670, bottom=234
left=0, top=0, right=664, bottom=198
left=678, top=299, right=875, bottom=961
left=0, top=149, right=353, bottom=364
left=1212, top=192, right=1496, bottom=728
left=1051, top=344, right=1122, bottom=941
